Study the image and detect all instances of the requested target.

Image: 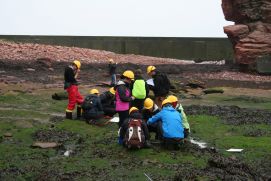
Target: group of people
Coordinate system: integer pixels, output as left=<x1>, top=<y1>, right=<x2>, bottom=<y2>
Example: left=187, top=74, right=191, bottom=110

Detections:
left=63, top=59, right=190, bottom=149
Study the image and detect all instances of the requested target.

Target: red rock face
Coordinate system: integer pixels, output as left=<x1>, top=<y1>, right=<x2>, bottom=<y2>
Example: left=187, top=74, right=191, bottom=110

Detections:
left=222, top=0, right=271, bottom=66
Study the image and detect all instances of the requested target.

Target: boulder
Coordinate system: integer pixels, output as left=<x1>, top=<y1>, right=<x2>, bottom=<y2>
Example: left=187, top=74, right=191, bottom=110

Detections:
left=222, top=0, right=271, bottom=69
left=32, top=142, right=59, bottom=148
left=36, top=57, right=53, bottom=68
left=4, top=132, right=13, bottom=137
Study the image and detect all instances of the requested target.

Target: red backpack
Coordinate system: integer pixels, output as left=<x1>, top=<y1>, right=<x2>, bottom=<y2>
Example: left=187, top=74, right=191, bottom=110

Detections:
left=124, top=119, right=145, bottom=149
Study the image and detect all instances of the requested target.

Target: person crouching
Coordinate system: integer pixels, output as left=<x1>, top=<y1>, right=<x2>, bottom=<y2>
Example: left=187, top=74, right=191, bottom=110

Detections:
left=99, top=87, right=116, bottom=118
left=147, top=99, right=184, bottom=148
left=119, top=107, right=150, bottom=148
left=82, top=89, right=104, bottom=124
left=167, top=95, right=190, bottom=138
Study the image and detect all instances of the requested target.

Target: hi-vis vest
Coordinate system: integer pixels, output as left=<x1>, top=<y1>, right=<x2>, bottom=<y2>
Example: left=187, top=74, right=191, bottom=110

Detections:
left=132, top=80, right=146, bottom=99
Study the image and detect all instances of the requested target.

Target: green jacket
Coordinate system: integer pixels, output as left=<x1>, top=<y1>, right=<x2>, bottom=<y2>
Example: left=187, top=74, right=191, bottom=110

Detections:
left=176, top=104, right=190, bottom=131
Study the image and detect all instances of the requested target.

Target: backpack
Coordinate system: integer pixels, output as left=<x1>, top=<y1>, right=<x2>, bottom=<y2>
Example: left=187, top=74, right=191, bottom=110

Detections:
left=153, top=73, right=171, bottom=95
left=81, top=95, right=95, bottom=110
left=124, top=119, right=145, bottom=149
left=132, top=80, right=146, bottom=99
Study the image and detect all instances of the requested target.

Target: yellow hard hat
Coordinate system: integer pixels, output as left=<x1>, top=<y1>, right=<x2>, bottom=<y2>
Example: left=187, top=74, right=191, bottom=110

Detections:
left=73, top=60, right=81, bottom=69
left=109, top=87, right=115, bottom=95
left=122, top=70, right=134, bottom=80
left=167, top=95, right=178, bottom=103
left=129, top=107, right=139, bottom=114
left=147, top=65, right=156, bottom=74
left=109, top=59, right=114, bottom=63
left=162, top=99, right=171, bottom=107
left=144, top=98, right=154, bottom=110
left=90, top=88, right=99, bottom=94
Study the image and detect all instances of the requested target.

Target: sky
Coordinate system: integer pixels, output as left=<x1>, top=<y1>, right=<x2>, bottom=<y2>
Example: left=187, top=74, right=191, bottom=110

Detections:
left=0, top=0, right=232, bottom=37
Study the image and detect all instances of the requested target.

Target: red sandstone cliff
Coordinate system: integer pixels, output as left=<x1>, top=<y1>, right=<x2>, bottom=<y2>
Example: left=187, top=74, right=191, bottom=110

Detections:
left=222, top=0, right=271, bottom=68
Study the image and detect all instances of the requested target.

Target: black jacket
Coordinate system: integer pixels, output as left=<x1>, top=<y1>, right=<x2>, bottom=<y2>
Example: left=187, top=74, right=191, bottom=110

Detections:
left=152, top=71, right=171, bottom=97
left=64, top=66, right=77, bottom=84
left=119, top=111, right=150, bottom=140
left=82, top=94, right=104, bottom=116
left=142, top=105, right=160, bottom=122
left=64, top=66, right=78, bottom=89
left=100, top=91, right=115, bottom=106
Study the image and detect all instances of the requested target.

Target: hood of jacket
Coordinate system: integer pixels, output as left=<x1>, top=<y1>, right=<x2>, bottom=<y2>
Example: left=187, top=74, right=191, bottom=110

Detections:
left=117, top=80, right=125, bottom=86
left=162, top=105, right=175, bottom=112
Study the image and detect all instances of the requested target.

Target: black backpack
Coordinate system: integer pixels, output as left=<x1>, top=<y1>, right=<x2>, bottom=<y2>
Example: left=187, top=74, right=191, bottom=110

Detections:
left=124, top=118, right=145, bottom=149
left=82, top=95, right=95, bottom=110
left=154, top=73, right=171, bottom=95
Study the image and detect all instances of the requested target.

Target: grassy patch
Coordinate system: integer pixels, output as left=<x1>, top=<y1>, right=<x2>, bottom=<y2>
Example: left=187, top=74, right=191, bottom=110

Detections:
left=189, top=115, right=271, bottom=164
left=183, top=93, right=271, bottom=110
left=1, top=86, right=270, bottom=180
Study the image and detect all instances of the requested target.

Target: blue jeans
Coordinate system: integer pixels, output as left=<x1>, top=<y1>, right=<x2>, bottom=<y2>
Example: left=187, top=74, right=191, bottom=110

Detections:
left=111, top=74, right=116, bottom=86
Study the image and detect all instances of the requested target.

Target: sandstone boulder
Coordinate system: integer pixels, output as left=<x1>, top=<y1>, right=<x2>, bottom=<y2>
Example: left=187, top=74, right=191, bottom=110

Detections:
left=222, top=0, right=271, bottom=70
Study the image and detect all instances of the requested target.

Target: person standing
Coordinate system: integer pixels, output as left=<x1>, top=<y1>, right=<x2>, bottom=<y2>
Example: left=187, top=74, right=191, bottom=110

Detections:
left=146, top=65, right=171, bottom=109
left=108, top=59, right=117, bottom=86
left=131, top=69, right=149, bottom=111
left=64, top=60, right=84, bottom=119
left=115, top=70, right=135, bottom=128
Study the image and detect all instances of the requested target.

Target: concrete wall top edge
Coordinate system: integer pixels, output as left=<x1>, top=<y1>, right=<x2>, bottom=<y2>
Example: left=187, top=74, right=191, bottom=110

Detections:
left=0, top=35, right=229, bottom=41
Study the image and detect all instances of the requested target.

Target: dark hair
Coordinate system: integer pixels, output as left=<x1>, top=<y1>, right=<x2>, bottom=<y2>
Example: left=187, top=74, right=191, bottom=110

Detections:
left=162, top=103, right=171, bottom=108
left=135, top=69, right=142, bottom=76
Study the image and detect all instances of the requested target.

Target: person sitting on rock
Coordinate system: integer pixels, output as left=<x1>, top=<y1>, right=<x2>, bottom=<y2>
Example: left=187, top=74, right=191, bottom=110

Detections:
left=82, top=89, right=104, bottom=124
left=167, top=95, right=190, bottom=138
left=119, top=107, right=150, bottom=148
left=147, top=99, right=184, bottom=146
left=99, top=87, right=116, bottom=118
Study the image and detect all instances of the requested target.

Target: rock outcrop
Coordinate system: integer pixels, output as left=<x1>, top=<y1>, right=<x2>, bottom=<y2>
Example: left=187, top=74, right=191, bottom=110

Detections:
left=222, top=0, right=271, bottom=69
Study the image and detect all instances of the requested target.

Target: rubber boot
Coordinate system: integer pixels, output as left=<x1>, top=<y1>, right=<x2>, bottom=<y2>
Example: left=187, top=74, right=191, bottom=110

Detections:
left=77, top=106, right=82, bottom=119
left=66, top=111, right=72, bottom=120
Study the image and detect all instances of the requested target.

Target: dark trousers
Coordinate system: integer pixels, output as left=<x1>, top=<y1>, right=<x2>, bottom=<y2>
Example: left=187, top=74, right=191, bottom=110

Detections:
left=103, top=106, right=116, bottom=117
left=184, top=129, right=189, bottom=138
left=131, top=99, right=144, bottom=111
left=83, top=111, right=104, bottom=120
left=111, top=74, right=117, bottom=86
left=148, top=120, right=163, bottom=140
left=117, top=110, right=129, bottom=128
left=150, top=120, right=183, bottom=148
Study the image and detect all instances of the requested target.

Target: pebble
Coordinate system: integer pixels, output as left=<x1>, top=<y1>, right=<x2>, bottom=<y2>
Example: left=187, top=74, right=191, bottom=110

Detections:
left=27, top=68, right=36, bottom=72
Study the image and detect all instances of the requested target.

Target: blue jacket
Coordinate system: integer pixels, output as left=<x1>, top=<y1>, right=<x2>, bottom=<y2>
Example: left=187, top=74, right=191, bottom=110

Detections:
left=147, top=106, right=184, bottom=139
